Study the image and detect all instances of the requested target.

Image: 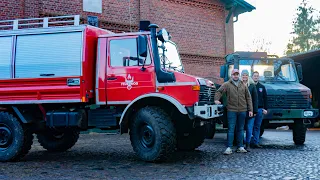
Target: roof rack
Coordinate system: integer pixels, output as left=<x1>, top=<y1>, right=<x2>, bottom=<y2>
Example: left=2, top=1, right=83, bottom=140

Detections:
left=0, top=15, right=80, bottom=30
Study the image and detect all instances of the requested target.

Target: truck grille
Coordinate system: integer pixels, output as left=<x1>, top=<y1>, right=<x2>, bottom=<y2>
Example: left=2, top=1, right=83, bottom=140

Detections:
left=268, top=91, right=309, bottom=108
left=199, top=85, right=216, bottom=105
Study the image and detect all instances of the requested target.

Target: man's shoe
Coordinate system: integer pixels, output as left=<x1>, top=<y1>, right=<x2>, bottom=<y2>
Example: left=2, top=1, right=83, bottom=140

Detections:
left=251, top=144, right=262, bottom=148
left=223, top=147, right=232, bottom=155
left=236, top=147, right=247, bottom=153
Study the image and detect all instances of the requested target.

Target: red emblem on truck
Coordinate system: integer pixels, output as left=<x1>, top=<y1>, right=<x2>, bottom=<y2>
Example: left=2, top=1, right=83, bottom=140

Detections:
left=121, top=74, right=138, bottom=90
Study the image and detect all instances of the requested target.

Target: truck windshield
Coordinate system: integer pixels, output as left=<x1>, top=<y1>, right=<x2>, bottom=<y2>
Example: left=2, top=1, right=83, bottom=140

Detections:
left=158, top=40, right=183, bottom=72
left=228, top=59, right=297, bottom=82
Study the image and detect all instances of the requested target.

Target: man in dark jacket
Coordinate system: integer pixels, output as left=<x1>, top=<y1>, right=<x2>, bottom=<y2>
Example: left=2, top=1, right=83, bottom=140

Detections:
left=214, top=69, right=253, bottom=155
left=251, top=71, right=268, bottom=148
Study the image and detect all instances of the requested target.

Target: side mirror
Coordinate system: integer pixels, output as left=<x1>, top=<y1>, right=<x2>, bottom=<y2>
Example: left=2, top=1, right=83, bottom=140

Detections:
left=220, top=65, right=226, bottom=78
left=157, top=28, right=169, bottom=42
left=137, top=35, right=147, bottom=57
left=297, top=64, right=303, bottom=81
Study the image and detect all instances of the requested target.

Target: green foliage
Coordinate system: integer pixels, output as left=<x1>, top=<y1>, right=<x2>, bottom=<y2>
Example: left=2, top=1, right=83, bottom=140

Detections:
left=285, top=0, right=320, bottom=55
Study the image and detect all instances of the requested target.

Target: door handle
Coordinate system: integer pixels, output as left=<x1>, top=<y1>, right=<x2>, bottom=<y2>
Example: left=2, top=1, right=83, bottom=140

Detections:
left=107, top=77, right=117, bottom=80
left=107, top=74, right=117, bottom=80
left=40, top=73, right=55, bottom=76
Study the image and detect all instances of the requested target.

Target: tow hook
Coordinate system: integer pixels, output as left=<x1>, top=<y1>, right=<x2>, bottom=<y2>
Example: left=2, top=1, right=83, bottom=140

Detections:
left=216, top=105, right=224, bottom=115
left=303, top=119, right=311, bottom=125
left=193, top=120, right=205, bottom=128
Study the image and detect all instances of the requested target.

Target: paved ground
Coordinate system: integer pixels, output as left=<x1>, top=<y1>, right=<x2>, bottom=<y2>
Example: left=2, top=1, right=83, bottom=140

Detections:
left=1, top=129, right=320, bottom=180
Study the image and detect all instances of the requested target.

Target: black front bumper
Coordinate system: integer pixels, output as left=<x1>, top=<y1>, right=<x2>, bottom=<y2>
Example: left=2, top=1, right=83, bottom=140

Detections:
left=263, top=108, right=319, bottom=120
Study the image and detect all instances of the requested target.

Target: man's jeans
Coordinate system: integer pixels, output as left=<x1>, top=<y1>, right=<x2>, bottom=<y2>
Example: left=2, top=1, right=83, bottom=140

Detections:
left=251, top=108, right=263, bottom=145
left=227, top=111, right=246, bottom=148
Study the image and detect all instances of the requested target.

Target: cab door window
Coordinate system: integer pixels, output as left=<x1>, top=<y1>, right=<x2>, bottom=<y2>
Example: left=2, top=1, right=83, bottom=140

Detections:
left=110, top=38, right=151, bottom=67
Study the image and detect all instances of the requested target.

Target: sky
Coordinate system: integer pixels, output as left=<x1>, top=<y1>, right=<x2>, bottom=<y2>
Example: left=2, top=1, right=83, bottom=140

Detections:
left=234, top=0, right=320, bottom=57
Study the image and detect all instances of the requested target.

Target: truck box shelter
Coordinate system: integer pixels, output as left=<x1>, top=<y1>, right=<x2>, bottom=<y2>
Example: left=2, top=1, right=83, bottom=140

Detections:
left=288, top=49, right=320, bottom=110
left=0, top=16, right=111, bottom=103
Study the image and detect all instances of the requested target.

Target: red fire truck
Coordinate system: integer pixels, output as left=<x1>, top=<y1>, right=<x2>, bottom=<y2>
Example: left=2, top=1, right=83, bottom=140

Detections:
left=0, top=15, right=222, bottom=162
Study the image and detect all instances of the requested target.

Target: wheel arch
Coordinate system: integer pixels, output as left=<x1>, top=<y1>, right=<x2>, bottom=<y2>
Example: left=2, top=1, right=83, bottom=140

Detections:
left=0, top=105, right=46, bottom=125
left=0, top=106, right=34, bottom=124
left=119, top=93, right=188, bottom=134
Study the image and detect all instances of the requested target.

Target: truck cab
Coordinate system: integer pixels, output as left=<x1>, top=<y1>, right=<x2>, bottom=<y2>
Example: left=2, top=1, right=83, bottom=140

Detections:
left=219, top=51, right=319, bottom=145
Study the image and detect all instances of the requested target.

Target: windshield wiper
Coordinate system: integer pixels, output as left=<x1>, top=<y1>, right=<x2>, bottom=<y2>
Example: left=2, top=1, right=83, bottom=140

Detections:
left=273, top=74, right=286, bottom=80
left=168, top=64, right=183, bottom=72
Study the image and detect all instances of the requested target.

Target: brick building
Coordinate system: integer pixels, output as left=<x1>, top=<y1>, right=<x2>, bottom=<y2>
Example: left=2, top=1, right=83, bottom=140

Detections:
left=0, top=0, right=254, bottom=84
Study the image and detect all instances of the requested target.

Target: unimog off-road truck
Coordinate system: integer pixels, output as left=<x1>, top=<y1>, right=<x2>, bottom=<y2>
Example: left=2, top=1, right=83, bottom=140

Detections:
left=216, top=51, right=318, bottom=145
left=0, top=15, right=223, bottom=162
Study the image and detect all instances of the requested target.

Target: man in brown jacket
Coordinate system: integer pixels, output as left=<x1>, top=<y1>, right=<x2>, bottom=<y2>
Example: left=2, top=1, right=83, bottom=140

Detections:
left=214, top=69, right=253, bottom=155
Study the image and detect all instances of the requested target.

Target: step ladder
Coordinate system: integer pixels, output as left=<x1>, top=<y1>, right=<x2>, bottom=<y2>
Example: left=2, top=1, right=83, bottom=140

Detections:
left=0, top=15, right=80, bottom=30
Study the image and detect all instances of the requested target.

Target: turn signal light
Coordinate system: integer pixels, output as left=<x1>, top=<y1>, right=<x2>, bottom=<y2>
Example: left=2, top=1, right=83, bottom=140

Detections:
left=192, top=85, right=200, bottom=91
left=157, top=86, right=165, bottom=91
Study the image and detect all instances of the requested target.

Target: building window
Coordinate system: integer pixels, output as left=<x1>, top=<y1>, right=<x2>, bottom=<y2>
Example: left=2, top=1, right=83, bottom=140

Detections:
left=110, top=38, right=151, bottom=67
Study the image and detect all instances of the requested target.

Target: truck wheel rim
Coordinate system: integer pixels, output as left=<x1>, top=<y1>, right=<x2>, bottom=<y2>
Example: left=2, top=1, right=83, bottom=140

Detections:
left=139, top=124, right=155, bottom=148
left=0, top=124, right=13, bottom=149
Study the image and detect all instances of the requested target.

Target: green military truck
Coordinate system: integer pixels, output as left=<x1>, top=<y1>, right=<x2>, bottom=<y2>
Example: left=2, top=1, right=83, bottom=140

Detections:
left=213, top=51, right=319, bottom=145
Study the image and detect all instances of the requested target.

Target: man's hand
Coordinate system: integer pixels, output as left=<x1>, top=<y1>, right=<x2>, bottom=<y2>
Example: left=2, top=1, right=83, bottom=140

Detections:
left=214, top=100, right=221, bottom=105
left=263, top=109, right=268, bottom=115
left=249, top=111, right=253, bottom=117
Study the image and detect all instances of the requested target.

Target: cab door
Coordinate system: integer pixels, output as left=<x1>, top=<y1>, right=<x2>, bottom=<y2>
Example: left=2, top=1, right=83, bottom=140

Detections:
left=106, top=36, right=155, bottom=104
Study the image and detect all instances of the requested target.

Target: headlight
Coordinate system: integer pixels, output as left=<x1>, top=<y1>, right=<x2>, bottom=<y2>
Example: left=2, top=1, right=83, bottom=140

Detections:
left=207, top=80, right=214, bottom=86
left=198, top=79, right=207, bottom=85
left=304, top=111, right=314, bottom=117
left=198, top=79, right=214, bottom=86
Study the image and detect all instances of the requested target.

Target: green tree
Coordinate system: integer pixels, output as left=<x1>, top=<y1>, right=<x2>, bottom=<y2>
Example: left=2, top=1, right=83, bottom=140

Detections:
left=285, top=0, right=320, bottom=55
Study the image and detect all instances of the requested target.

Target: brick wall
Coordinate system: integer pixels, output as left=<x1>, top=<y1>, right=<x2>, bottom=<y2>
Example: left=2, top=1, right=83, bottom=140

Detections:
left=181, top=54, right=225, bottom=85
left=0, top=0, right=234, bottom=84
left=0, top=0, right=24, bottom=20
left=140, top=0, right=227, bottom=57
left=25, top=0, right=40, bottom=18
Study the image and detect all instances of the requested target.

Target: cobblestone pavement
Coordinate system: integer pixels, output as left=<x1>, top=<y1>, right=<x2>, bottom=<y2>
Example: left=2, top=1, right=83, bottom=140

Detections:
left=1, top=129, right=320, bottom=180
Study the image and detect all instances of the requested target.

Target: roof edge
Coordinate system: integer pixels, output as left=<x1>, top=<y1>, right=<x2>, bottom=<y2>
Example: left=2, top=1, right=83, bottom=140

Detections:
left=222, top=0, right=256, bottom=23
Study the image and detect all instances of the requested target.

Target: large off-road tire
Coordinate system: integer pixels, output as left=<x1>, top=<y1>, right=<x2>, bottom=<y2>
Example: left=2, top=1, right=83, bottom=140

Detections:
left=0, top=112, right=33, bottom=162
left=37, top=128, right=80, bottom=152
left=205, top=122, right=216, bottom=139
left=292, top=119, right=307, bottom=145
left=129, top=106, right=176, bottom=162
left=176, top=125, right=206, bottom=151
